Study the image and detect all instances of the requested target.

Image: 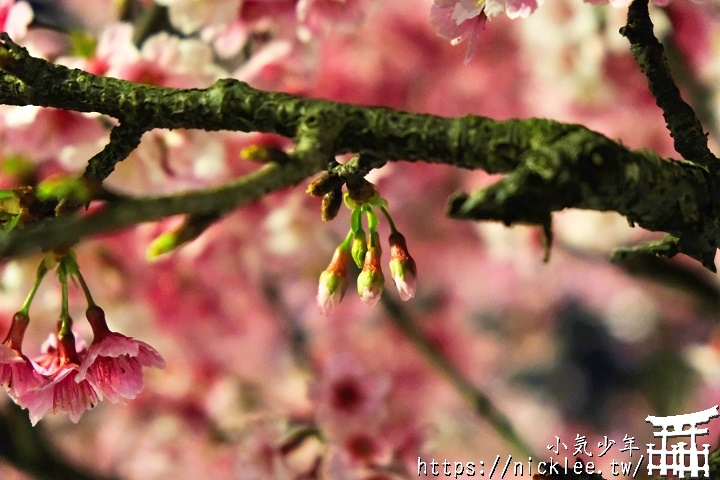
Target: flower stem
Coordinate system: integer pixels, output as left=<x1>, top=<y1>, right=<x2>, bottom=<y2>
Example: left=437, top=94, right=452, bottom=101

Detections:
left=379, top=205, right=396, bottom=233
left=350, top=206, right=362, bottom=233
left=72, top=263, right=96, bottom=308
left=57, top=260, right=72, bottom=335
left=341, top=229, right=354, bottom=249
left=365, top=207, right=379, bottom=232
left=18, top=262, right=48, bottom=316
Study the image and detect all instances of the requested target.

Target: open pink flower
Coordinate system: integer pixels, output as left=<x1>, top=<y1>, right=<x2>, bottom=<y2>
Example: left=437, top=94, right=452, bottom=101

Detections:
left=0, top=313, right=45, bottom=408
left=76, top=306, right=165, bottom=402
left=25, top=363, right=101, bottom=425
left=0, top=345, right=44, bottom=408
left=431, top=0, right=541, bottom=63
left=431, top=0, right=487, bottom=64
left=25, top=331, right=100, bottom=425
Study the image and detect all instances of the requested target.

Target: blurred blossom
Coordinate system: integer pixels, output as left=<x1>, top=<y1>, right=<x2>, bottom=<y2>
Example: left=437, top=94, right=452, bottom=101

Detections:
left=431, top=0, right=541, bottom=63
left=310, top=353, right=390, bottom=425
left=0, top=0, right=33, bottom=40
left=155, top=0, right=242, bottom=36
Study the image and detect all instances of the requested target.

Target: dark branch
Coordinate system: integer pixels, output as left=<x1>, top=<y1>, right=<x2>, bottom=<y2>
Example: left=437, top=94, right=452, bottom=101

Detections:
left=0, top=31, right=719, bottom=269
left=83, top=123, right=146, bottom=183
left=0, top=403, right=118, bottom=480
left=619, top=0, right=717, bottom=169
left=380, top=295, right=535, bottom=458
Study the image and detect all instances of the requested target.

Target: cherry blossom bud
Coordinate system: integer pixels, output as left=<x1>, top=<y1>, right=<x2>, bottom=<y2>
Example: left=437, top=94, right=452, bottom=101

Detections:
left=307, top=171, right=343, bottom=197
left=321, top=188, right=343, bottom=221
left=357, top=231, right=384, bottom=306
left=346, top=177, right=378, bottom=204
left=0, top=312, right=44, bottom=407
left=240, top=144, right=291, bottom=164
left=318, top=242, right=351, bottom=315
left=147, top=214, right=218, bottom=259
left=2, top=311, right=29, bottom=351
left=388, top=231, right=417, bottom=301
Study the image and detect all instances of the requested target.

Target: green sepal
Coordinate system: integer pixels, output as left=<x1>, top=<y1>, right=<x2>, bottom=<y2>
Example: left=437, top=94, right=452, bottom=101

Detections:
left=1, top=213, right=19, bottom=234
left=351, top=227, right=368, bottom=269
left=350, top=206, right=363, bottom=232
left=367, top=194, right=388, bottom=209
left=365, top=208, right=379, bottom=233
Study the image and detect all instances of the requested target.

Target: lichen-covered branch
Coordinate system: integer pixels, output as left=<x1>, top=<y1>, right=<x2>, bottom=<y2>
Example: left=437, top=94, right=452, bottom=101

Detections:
left=84, top=123, right=146, bottom=184
left=619, top=0, right=716, bottom=169
left=0, top=23, right=719, bottom=269
left=0, top=161, right=316, bottom=258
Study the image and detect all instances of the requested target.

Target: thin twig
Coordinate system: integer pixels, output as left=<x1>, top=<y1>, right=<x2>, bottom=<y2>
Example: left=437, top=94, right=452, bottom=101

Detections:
left=380, top=295, right=536, bottom=458
left=620, top=0, right=716, bottom=168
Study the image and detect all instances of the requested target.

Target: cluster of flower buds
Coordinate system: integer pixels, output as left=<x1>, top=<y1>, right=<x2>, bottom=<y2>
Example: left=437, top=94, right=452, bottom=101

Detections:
left=0, top=175, right=95, bottom=234
left=314, top=178, right=417, bottom=314
left=0, top=251, right=165, bottom=425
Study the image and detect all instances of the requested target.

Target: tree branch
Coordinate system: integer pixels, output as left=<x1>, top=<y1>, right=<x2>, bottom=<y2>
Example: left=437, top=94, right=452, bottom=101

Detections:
left=380, top=295, right=536, bottom=459
left=0, top=402, right=118, bottom=480
left=619, top=0, right=716, bottom=169
left=0, top=31, right=719, bottom=269
left=84, top=123, right=146, bottom=184
left=0, top=161, right=316, bottom=257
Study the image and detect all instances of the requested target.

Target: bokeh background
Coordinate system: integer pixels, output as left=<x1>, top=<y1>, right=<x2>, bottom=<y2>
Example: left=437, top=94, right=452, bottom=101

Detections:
left=0, top=0, right=718, bottom=478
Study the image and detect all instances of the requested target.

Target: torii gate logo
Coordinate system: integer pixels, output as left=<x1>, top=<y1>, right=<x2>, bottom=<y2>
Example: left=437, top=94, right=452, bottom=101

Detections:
left=646, top=405, right=719, bottom=478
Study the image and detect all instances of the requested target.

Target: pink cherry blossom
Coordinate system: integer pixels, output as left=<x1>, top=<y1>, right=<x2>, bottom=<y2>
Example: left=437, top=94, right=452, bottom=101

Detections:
left=25, top=363, right=101, bottom=425
left=25, top=332, right=101, bottom=425
left=431, top=0, right=541, bottom=63
left=0, top=312, right=45, bottom=408
left=431, top=0, right=487, bottom=65
left=310, top=353, right=390, bottom=423
left=76, top=306, right=165, bottom=402
left=0, top=344, right=44, bottom=408
left=296, top=0, right=374, bottom=42
left=59, top=23, right=140, bottom=78
left=584, top=0, right=670, bottom=5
